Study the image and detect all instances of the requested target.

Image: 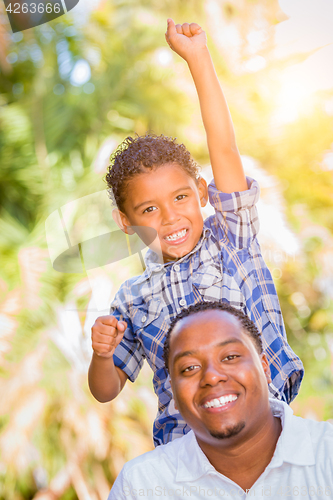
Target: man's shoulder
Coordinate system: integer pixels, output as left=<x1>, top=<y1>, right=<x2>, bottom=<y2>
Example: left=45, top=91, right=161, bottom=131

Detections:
left=293, top=415, right=333, bottom=467
left=299, top=415, right=333, bottom=445
left=121, top=432, right=192, bottom=475
left=274, top=400, right=333, bottom=441
left=282, top=399, right=333, bottom=457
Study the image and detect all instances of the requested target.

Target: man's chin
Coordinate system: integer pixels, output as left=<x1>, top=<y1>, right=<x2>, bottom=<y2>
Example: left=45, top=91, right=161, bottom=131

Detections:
left=209, top=421, right=246, bottom=440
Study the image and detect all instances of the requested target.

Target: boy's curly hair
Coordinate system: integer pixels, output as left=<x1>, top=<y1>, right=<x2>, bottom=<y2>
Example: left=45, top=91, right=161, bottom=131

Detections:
left=105, top=134, right=201, bottom=213
left=163, top=301, right=263, bottom=372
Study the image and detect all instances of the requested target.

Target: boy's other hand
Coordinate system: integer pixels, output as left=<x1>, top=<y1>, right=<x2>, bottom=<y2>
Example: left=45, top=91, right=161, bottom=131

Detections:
left=165, top=18, right=207, bottom=62
left=91, top=316, right=127, bottom=358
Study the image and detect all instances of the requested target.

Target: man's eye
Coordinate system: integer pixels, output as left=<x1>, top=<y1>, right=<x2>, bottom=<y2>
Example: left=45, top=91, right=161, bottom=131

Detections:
left=183, top=364, right=200, bottom=373
left=175, top=194, right=186, bottom=201
left=222, top=355, right=239, bottom=362
left=143, top=206, right=157, bottom=213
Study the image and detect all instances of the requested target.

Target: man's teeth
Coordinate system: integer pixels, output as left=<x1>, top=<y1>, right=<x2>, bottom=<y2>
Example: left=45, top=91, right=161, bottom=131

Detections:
left=203, top=395, right=238, bottom=409
left=165, top=229, right=187, bottom=241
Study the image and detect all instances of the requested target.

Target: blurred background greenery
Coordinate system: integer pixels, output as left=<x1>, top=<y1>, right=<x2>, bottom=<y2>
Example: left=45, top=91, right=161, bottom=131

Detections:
left=0, top=0, right=333, bottom=498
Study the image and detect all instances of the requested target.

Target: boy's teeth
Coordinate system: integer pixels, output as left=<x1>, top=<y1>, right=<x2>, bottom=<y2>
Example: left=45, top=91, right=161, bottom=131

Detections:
left=203, top=394, right=238, bottom=409
left=165, top=229, right=186, bottom=241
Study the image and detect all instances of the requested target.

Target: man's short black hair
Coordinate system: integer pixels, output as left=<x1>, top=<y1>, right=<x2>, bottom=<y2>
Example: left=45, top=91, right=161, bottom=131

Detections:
left=163, top=301, right=263, bottom=372
left=105, top=133, right=200, bottom=213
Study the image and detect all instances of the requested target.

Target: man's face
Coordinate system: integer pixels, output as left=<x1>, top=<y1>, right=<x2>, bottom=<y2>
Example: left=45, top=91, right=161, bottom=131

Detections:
left=118, top=163, right=207, bottom=262
left=169, top=310, right=271, bottom=448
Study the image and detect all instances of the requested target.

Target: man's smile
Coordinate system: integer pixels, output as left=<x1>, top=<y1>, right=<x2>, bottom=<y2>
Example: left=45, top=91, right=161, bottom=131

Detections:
left=202, top=394, right=238, bottom=409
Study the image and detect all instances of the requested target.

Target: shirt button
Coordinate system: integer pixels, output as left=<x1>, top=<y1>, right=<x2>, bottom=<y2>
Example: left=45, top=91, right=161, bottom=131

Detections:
left=174, top=264, right=180, bottom=272
left=179, top=299, right=186, bottom=307
left=141, top=315, right=147, bottom=323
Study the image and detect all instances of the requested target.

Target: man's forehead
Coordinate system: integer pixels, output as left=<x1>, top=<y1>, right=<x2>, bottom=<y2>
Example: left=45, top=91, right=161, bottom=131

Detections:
left=171, top=310, right=244, bottom=345
left=175, top=309, right=241, bottom=330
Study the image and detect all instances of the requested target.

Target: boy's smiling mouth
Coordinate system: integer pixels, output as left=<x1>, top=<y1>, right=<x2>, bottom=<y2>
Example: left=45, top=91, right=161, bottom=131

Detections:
left=164, top=228, right=188, bottom=243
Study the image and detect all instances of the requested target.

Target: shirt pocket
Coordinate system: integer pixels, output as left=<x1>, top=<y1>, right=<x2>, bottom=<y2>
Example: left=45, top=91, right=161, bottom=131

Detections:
left=193, top=263, right=224, bottom=301
left=193, top=262, right=245, bottom=308
left=132, top=297, right=162, bottom=330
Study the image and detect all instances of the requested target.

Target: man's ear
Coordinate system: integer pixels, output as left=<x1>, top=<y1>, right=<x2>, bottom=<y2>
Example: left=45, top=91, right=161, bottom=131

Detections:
left=261, top=353, right=272, bottom=384
left=197, top=177, right=208, bottom=208
left=112, top=208, right=135, bottom=235
left=169, top=377, right=178, bottom=411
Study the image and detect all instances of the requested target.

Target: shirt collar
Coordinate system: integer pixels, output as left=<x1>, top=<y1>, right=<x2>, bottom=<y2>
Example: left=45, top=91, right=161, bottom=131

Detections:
left=175, top=399, right=315, bottom=483
left=175, top=431, right=216, bottom=482
left=136, top=227, right=212, bottom=283
left=268, top=399, right=315, bottom=468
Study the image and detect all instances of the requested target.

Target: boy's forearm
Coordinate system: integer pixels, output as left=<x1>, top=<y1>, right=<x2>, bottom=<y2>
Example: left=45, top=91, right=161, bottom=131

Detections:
left=187, top=47, right=248, bottom=193
left=88, top=353, right=127, bottom=402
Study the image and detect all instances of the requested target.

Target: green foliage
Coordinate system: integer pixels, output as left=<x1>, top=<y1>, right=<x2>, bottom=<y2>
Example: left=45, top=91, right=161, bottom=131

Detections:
left=1, top=0, right=333, bottom=497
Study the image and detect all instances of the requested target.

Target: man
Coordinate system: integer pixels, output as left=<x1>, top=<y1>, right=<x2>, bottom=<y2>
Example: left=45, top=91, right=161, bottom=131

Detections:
left=108, top=302, right=333, bottom=499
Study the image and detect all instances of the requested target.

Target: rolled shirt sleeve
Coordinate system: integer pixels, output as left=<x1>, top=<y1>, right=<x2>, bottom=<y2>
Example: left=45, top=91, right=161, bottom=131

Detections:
left=111, top=284, right=146, bottom=383
left=208, top=176, right=260, bottom=249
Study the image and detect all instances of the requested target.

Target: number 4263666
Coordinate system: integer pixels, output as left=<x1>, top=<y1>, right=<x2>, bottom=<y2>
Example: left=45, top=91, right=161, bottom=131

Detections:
left=6, top=3, right=61, bottom=14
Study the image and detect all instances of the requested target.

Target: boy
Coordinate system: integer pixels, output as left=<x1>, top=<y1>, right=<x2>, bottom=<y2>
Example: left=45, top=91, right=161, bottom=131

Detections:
left=88, top=19, right=303, bottom=447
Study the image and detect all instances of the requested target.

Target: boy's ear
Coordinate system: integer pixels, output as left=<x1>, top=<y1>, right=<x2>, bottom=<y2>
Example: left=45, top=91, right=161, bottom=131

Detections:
left=112, top=209, right=135, bottom=235
left=197, top=177, right=208, bottom=207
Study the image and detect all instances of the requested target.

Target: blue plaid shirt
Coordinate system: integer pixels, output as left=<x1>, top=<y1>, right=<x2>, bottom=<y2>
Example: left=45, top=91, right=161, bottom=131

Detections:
left=112, top=177, right=304, bottom=446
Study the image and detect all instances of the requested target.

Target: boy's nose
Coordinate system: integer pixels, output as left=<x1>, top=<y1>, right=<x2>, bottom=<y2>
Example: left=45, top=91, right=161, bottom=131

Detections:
left=161, top=206, right=180, bottom=225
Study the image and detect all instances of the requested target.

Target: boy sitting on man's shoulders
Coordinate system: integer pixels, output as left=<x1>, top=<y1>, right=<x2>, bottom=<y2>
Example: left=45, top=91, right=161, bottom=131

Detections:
left=88, top=19, right=303, bottom=447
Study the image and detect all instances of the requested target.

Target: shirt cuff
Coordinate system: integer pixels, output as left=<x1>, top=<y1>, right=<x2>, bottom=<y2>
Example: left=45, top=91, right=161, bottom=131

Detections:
left=208, top=176, right=260, bottom=213
left=113, top=343, right=144, bottom=383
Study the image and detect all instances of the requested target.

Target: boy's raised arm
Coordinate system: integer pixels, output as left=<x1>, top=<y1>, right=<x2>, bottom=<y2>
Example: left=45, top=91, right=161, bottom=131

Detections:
left=165, top=19, right=247, bottom=194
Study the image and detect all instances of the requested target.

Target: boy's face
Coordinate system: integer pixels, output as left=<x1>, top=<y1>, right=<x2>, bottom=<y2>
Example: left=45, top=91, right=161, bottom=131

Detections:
left=118, top=163, right=208, bottom=262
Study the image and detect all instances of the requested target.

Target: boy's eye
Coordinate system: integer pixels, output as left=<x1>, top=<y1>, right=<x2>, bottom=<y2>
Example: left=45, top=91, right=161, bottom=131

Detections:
left=175, top=194, right=187, bottom=201
left=143, top=206, right=157, bottom=213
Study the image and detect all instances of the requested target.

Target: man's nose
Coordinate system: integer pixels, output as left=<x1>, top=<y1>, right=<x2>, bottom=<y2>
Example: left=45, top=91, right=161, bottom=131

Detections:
left=200, top=362, right=228, bottom=387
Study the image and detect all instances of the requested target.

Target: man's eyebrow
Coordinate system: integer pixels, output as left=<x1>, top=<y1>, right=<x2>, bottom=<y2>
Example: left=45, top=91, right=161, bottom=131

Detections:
left=173, top=338, right=243, bottom=365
